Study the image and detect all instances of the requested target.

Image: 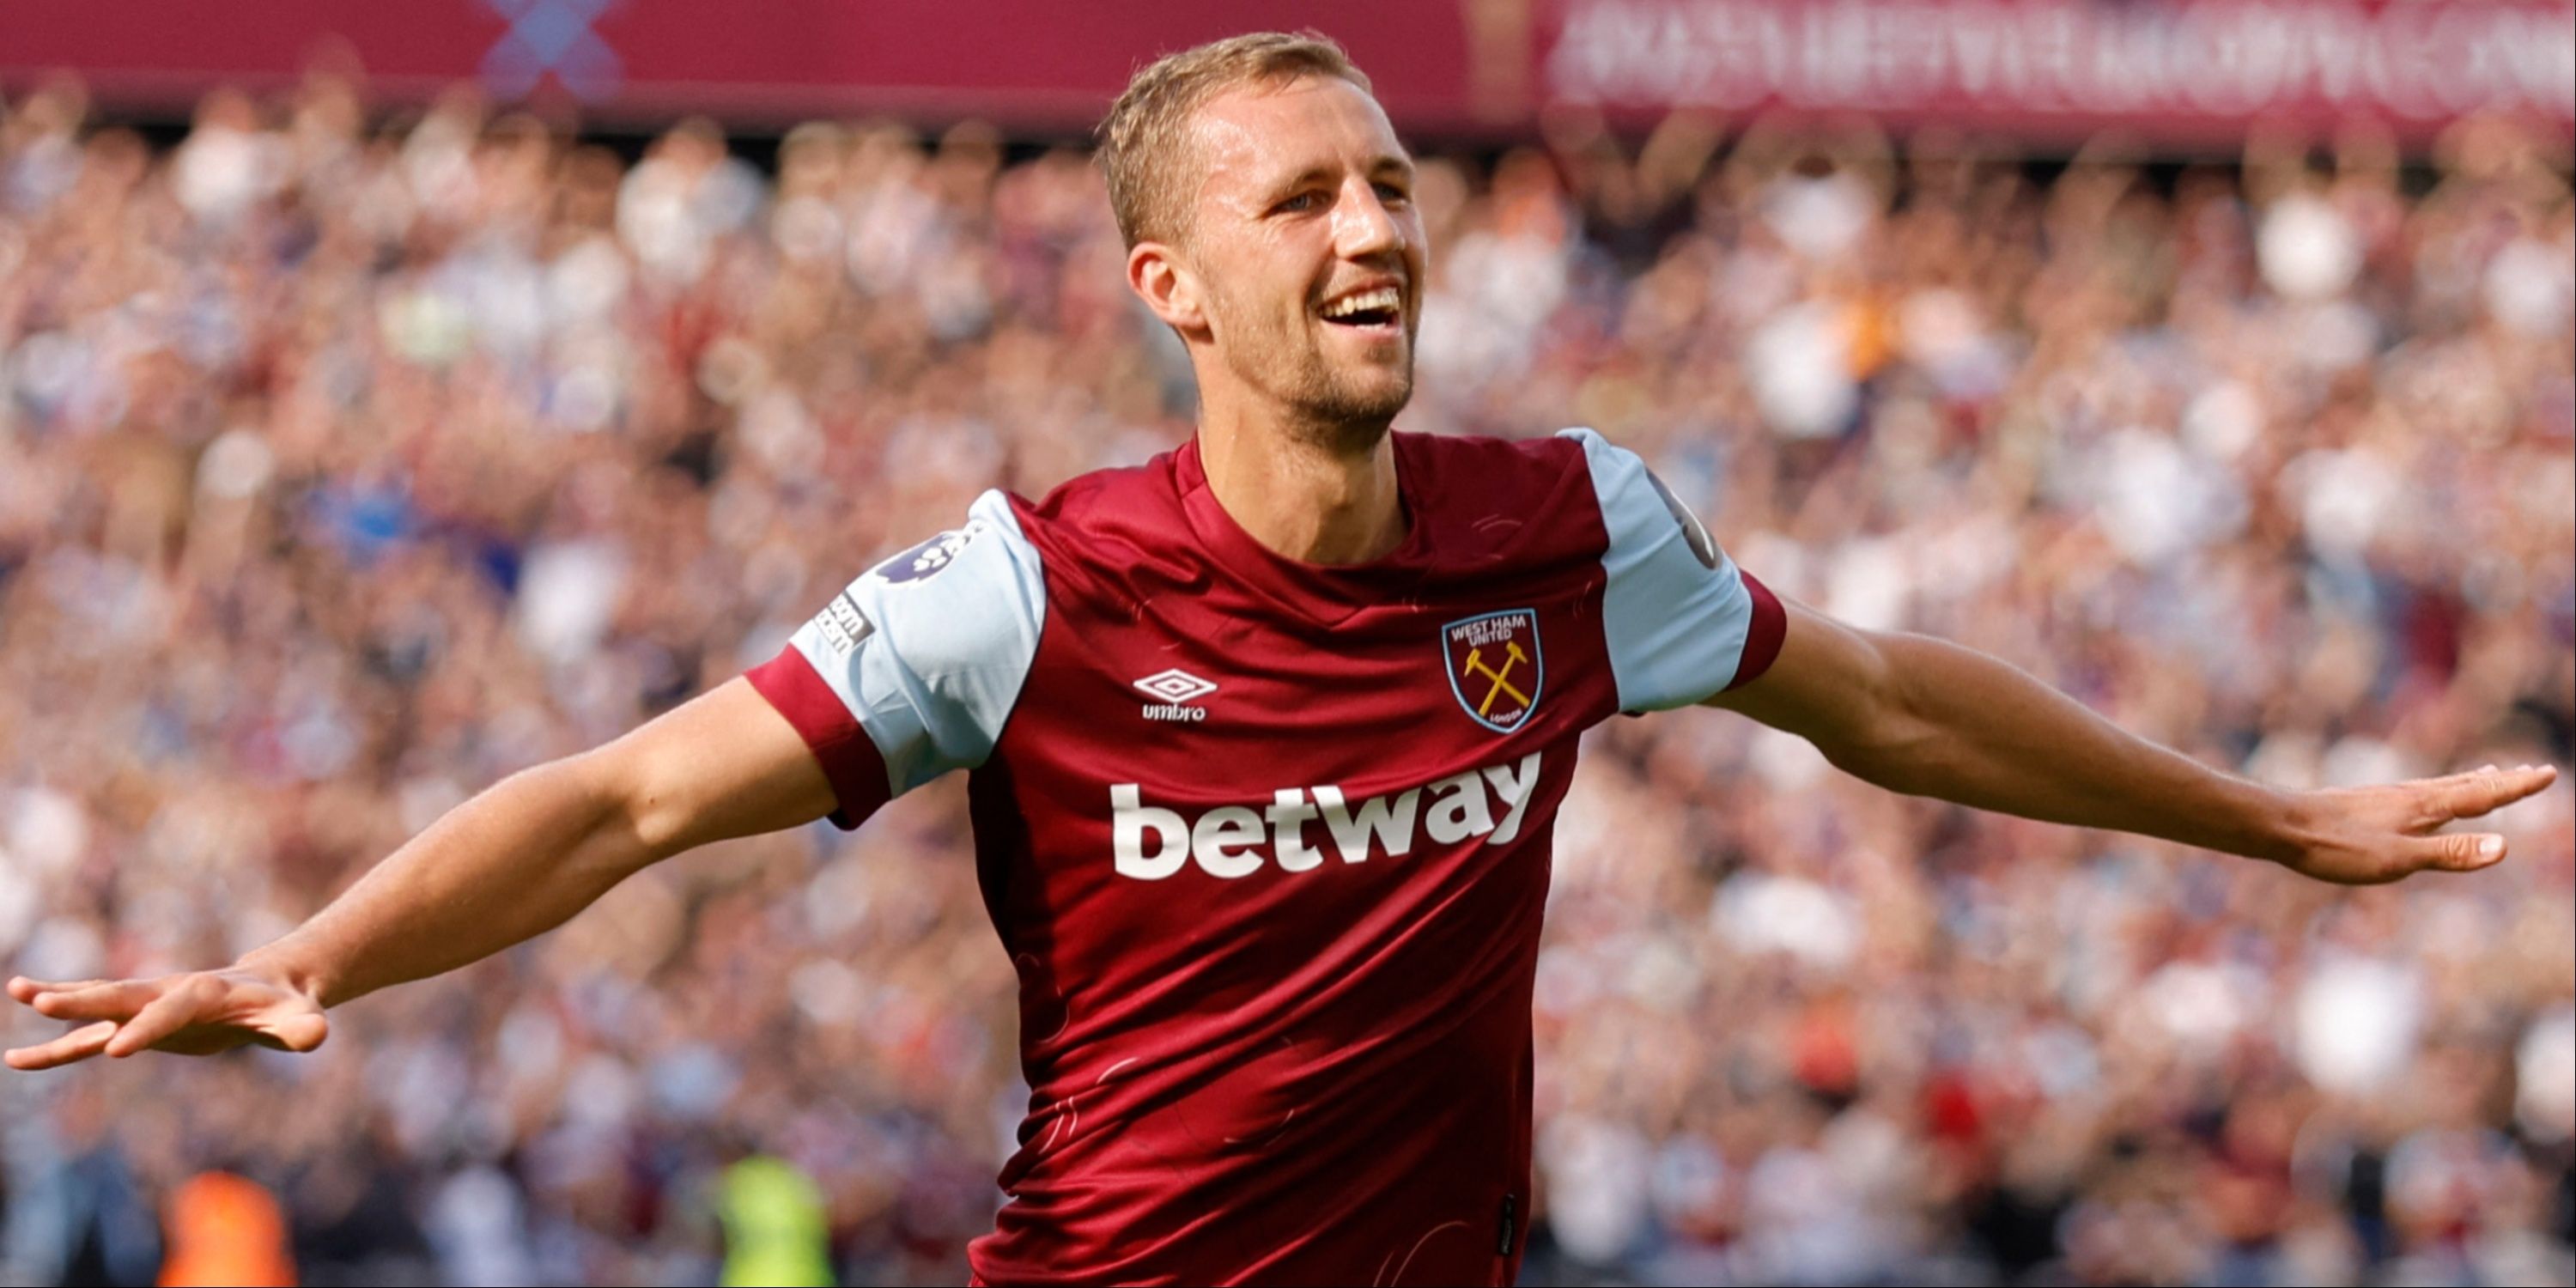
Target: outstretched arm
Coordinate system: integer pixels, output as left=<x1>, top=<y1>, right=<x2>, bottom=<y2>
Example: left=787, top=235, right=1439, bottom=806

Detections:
left=5, top=678, right=836, bottom=1071
left=1705, top=598, right=2555, bottom=883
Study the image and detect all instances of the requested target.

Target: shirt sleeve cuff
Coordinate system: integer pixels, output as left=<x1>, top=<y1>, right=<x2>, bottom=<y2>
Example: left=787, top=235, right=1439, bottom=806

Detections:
left=1725, top=570, right=1788, bottom=690
left=744, top=645, right=894, bottom=830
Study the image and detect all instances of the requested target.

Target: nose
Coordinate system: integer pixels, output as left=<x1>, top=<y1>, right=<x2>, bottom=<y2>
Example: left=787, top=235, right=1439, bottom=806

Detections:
left=1330, top=176, right=1404, bottom=264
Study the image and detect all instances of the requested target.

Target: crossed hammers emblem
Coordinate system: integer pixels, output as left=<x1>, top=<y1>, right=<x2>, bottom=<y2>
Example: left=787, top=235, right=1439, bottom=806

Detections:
left=1463, top=642, right=1532, bottom=718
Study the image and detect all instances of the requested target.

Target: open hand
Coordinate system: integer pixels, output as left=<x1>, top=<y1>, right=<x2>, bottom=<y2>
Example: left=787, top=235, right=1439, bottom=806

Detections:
left=4, top=968, right=329, bottom=1072
left=2280, top=763, right=2558, bottom=884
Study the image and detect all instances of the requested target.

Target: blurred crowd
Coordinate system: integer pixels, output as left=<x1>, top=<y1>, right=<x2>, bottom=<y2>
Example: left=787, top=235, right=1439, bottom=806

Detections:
left=0, top=68, right=2569, bottom=1287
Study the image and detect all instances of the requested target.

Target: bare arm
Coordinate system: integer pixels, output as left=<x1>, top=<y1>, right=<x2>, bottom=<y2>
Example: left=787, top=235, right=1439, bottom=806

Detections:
left=6, top=678, right=837, bottom=1070
left=1707, top=598, right=2555, bottom=882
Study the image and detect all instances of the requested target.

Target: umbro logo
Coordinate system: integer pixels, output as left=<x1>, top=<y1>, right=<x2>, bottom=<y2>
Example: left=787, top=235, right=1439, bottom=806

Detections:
left=1134, top=669, right=1218, bottom=702
left=1134, top=669, right=1216, bottom=722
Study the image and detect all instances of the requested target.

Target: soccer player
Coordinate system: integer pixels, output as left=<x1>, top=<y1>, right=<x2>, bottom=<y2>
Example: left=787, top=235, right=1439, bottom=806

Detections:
left=5, top=32, right=2557, bottom=1288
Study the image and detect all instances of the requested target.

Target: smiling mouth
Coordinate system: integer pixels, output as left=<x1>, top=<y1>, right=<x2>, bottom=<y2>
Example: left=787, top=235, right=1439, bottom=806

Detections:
left=1318, top=285, right=1404, bottom=330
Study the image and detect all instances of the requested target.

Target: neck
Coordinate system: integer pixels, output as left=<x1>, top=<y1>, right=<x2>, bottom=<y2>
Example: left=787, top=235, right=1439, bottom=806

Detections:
left=1195, top=397, right=1406, bottom=566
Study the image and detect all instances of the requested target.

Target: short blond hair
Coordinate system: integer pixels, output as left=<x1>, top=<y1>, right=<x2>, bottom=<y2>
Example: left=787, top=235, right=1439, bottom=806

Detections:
left=1097, top=32, right=1374, bottom=248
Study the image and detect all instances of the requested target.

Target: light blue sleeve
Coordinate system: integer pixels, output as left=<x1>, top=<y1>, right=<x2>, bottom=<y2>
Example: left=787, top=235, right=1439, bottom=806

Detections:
left=1560, top=428, right=1765, bottom=712
left=783, top=490, right=1049, bottom=795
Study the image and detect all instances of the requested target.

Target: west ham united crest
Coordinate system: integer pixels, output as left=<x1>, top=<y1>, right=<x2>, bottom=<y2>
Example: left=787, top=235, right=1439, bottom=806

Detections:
left=1443, top=609, right=1544, bottom=733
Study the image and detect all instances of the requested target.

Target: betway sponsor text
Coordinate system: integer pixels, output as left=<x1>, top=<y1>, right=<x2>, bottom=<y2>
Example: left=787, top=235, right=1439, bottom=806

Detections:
left=1110, top=753, right=1545, bottom=880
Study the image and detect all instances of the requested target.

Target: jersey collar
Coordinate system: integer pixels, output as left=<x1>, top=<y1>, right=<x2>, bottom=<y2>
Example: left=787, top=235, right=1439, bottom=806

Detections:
left=1170, top=434, right=1437, bottom=626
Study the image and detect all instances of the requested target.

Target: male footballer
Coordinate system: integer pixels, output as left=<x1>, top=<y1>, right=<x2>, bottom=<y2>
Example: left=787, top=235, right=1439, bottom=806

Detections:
left=6, top=33, right=2556, bottom=1287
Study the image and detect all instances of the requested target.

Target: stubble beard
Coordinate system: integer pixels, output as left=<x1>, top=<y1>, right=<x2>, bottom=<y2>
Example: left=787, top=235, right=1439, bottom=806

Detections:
left=1223, top=309, right=1418, bottom=458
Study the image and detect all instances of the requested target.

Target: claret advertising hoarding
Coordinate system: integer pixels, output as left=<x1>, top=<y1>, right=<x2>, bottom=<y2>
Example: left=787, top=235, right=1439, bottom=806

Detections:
left=3, top=0, right=2569, bottom=142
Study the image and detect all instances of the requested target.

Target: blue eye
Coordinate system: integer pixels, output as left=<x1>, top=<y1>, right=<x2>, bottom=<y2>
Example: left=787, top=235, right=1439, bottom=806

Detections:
left=1275, top=191, right=1322, bottom=215
left=1373, top=183, right=1410, bottom=204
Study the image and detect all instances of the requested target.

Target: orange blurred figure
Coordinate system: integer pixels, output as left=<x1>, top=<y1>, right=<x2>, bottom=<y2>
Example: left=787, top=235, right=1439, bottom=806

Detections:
left=159, top=1171, right=297, bottom=1287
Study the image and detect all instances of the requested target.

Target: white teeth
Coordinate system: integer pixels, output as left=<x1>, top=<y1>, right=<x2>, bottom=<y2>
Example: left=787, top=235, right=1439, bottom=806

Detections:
left=1321, top=287, right=1402, bottom=319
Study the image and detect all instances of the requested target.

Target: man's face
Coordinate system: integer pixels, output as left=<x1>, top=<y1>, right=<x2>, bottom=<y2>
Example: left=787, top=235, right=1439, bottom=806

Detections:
left=1171, top=77, right=1426, bottom=444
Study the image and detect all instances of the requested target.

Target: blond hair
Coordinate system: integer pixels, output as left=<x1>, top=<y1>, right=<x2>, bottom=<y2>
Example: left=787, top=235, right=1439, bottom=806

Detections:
left=1097, top=32, right=1374, bottom=248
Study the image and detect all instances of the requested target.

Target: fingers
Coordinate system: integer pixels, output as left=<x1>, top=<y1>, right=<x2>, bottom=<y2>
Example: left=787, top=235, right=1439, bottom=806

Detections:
left=2435, top=763, right=2558, bottom=823
left=3, top=1021, right=118, bottom=1072
left=3, top=972, right=323, bottom=1068
left=8, top=977, right=111, bottom=1005
left=2412, top=829, right=2508, bottom=874
left=102, top=976, right=220, bottom=1059
left=26, top=980, right=167, bottom=1024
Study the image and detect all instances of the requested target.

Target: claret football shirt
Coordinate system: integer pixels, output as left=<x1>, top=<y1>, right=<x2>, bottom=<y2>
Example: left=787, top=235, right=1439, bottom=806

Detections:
left=746, top=428, right=1783, bottom=1287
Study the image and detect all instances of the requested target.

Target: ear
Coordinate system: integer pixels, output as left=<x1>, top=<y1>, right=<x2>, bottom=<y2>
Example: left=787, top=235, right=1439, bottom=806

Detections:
left=1127, top=240, right=1211, bottom=339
